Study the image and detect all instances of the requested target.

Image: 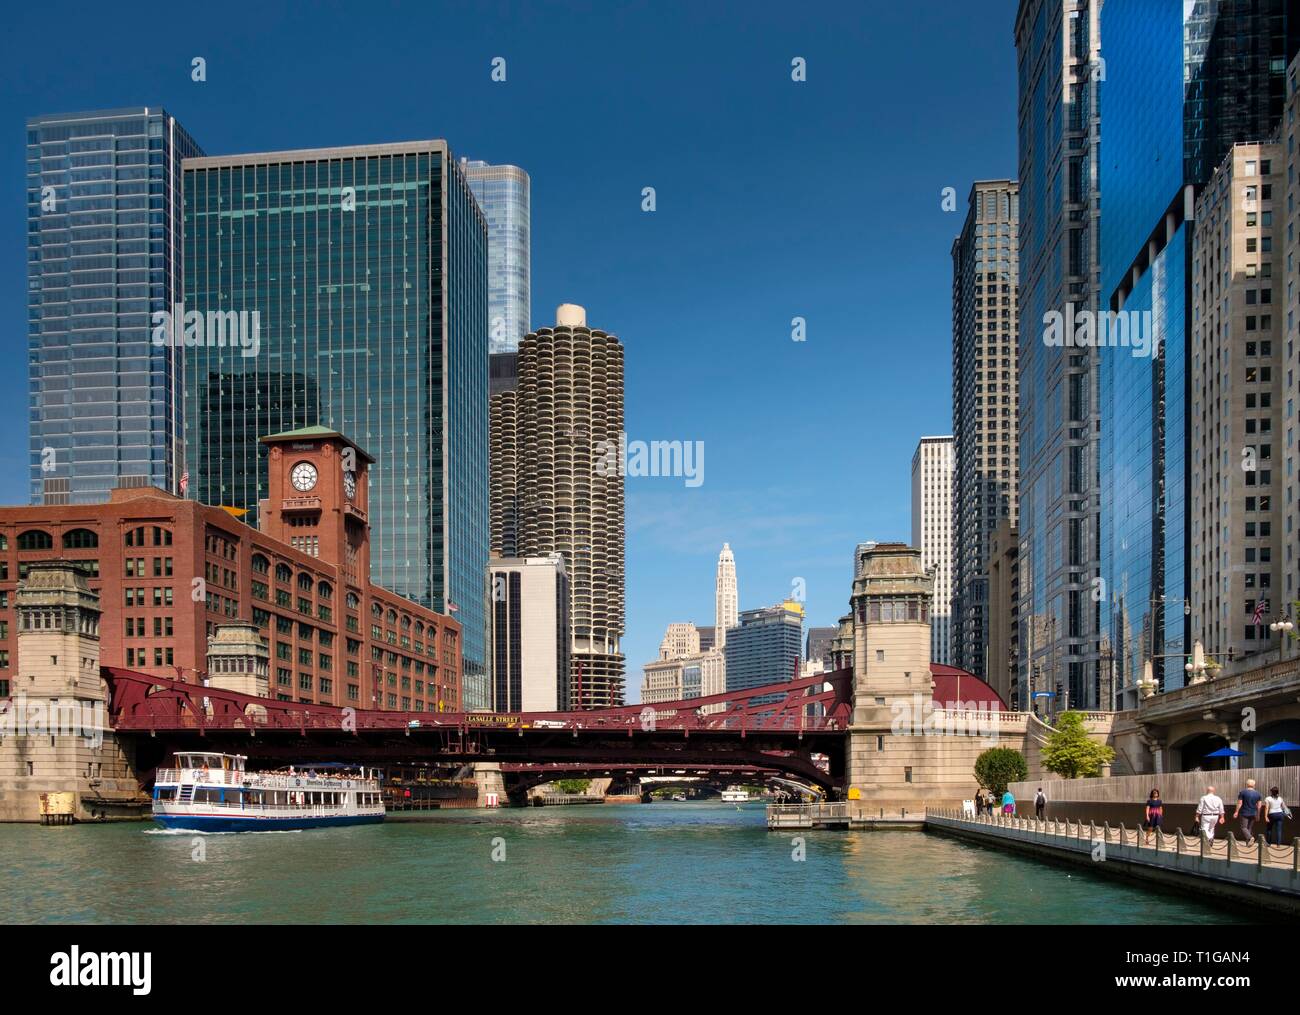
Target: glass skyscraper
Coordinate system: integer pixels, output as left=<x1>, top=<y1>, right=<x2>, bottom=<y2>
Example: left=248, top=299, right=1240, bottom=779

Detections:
left=1099, top=0, right=1297, bottom=706
left=182, top=141, right=490, bottom=702
left=27, top=107, right=203, bottom=505
left=461, top=160, right=530, bottom=353
left=1014, top=0, right=1103, bottom=709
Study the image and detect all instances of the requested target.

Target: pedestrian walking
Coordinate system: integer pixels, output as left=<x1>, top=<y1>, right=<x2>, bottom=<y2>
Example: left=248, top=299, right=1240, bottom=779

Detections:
left=1264, top=786, right=1292, bottom=846
left=974, top=792, right=983, bottom=817
left=1196, top=785, right=1225, bottom=841
left=1143, top=789, right=1163, bottom=845
left=1234, top=779, right=1263, bottom=841
left=1034, top=787, right=1046, bottom=821
left=1001, top=789, right=1015, bottom=817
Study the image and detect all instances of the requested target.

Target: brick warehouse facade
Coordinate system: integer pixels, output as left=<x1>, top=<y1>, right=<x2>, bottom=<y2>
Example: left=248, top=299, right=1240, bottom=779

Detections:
left=0, top=427, right=461, bottom=711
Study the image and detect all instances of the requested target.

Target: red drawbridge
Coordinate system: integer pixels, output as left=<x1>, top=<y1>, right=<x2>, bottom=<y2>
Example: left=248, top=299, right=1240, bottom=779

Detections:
left=104, top=666, right=853, bottom=791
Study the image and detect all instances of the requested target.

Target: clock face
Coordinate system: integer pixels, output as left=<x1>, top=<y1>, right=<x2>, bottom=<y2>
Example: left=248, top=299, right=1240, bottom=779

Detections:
left=290, top=461, right=319, bottom=492
left=343, top=470, right=357, bottom=500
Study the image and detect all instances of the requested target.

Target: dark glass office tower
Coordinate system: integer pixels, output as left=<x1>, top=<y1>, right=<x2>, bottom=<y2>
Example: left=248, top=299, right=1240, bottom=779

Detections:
left=1014, top=0, right=1103, bottom=710
left=27, top=108, right=203, bottom=505
left=182, top=142, right=490, bottom=702
left=1099, top=0, right=1297, bottom=705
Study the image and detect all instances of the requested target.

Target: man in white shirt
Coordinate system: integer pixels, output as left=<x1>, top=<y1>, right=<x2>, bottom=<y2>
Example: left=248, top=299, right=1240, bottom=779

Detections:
left=1196, top=785, right=1225, bottom=841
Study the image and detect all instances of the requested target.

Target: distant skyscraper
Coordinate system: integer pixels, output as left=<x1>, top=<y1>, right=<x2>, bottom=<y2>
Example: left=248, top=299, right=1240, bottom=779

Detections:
left=491, top=304, right=626, bottom=707
left=951, top=181, right=1020, bottom=681
left=1014, top=0, right=1103, bottom=709
left=462, top=160, right=530, bottom=353
left=805, top=626, right=836, bottom=668
left=27, top=107, right=203, bottom=505
left=181, top=140, right=490, bottom=703
left=659, top=622, right=701, bottom=659
left=725, top=602, right=804, bottom=694
left=715, top=543, right=738, bottom=648
left=911, top=435, right=954, bottom=665
left=1099, top=0, right=1297, bottom=705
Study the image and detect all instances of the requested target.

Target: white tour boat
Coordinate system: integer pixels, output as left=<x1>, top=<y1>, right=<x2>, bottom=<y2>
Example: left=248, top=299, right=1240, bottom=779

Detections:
left=721, top=786, right=750, bottom=803
left=152, top=752, right=385, bottom=832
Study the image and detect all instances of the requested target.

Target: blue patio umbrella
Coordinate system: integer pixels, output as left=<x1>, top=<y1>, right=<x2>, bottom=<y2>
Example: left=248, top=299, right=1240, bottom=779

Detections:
left=1261, top=741, right=1300, bottom=753
left=1206, top=747, right=1246, bottom=758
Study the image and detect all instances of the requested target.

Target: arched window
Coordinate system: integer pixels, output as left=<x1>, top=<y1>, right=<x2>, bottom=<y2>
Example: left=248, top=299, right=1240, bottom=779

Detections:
left=62, top=529, right=98, bottom=549
left=346, top=592, right=360, bottom=610
left=251, top=553, right=270, bottom=575
left=414, top=621, right=425, bottom=637
left=298, top=572, right=313, bottom=592
left=275, top=563, right=292, bottom=583
left=371, top=602, right=382, bottom=617
left=386, top=609, right=397, bottom=625
left=317, top=581, right=333, bottom=600
left=17, top=530, right=53, bottom=551
left=401, top=615, right=411, bottom=629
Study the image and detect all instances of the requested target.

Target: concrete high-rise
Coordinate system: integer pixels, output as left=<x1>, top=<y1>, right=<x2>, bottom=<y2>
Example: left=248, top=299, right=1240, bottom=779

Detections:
left=1014, top=0, right=1104, bottom=710
left=490, top=304, right=625, bottom=707
left=462, top=160, right=530, bottom=353
left=27, top=108, right=204, bottom=505
left=911, top=435, right=954, bottom=665
left=487, top=554, right=570, bottom=711
left=715, top=543, right=738, bottom=649
left=951, top=181, right=1020, bottom=681
left=1099, top=0, right=1298, bottom=705
left=181, top=141, right=490, bottom=705
left=1191, top=142, right=1284, bottom=669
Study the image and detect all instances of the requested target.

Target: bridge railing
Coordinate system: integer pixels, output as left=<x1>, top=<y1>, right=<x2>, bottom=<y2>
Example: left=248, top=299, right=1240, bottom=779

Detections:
left=104, top=666, right=856, bottom=735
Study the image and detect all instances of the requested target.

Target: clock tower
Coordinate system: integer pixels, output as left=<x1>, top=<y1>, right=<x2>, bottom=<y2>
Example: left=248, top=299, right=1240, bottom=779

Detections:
left=259, top=426, right=374, bottom=587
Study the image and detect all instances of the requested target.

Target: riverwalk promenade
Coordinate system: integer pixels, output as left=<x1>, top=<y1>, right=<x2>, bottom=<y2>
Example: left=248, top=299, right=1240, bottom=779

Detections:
left=926, top=810, right=1300, bottom=917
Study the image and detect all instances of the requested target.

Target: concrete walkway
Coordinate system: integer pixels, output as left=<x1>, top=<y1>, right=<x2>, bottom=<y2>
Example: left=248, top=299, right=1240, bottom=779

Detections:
left=927, top=810, right=1300, bottom=916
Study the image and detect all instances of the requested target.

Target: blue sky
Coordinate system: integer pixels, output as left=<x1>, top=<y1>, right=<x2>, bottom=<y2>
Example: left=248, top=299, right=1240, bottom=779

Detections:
left=1, top=0, right=1017, bottom=701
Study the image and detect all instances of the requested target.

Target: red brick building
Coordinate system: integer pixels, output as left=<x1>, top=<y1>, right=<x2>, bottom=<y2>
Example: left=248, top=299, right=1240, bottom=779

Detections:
left=0, top=427, right=461, bottom=711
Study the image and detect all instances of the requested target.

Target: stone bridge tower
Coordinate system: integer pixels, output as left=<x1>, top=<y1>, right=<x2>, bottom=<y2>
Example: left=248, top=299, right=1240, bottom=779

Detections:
left=847, top=543, right=938, bottom=804
left=0, top=561, right=144, bottom=822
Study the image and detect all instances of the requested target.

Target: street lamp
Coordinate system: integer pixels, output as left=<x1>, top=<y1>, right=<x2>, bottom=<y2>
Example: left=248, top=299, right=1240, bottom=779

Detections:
left=1269, top=618, right=1294, bottom=634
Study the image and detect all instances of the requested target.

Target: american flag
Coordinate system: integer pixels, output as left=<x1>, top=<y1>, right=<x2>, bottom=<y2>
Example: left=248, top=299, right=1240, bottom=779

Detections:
left=447, top=599, right=459, bottom=614
left=179, top=471, right=189, bottom=496
left=1253, top=599, right=1268, bottom=626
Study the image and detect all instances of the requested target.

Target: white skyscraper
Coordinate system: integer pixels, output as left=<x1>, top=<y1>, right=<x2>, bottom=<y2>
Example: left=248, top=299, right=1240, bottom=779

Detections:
left=715, top=543, right=738, bottom=649
left=911, top=436, right=954, bottom=665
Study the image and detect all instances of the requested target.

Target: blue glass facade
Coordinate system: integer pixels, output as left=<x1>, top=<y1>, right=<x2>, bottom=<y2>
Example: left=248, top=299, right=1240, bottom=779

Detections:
left=182, top=143, right=489, bottom=699
left=1099, top=0, right=1294, bottom=703
left=27, top=108, right=203, bottom=505
left=462, top=161, right=530, bottom=353
left=1014, top=0, right=1102, bottom=709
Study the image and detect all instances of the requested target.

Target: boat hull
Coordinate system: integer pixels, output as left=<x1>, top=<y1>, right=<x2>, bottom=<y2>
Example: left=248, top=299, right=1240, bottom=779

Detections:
left=153, top=812, right=384, bottom=833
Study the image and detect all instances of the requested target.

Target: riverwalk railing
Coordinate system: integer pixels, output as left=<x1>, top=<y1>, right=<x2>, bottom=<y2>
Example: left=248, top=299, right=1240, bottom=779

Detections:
left=930, top=809, right=1300, bottom=875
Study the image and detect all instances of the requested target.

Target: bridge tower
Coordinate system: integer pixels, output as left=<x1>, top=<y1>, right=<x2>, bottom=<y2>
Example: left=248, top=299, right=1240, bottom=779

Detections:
left=0, top=561, right=143, bottom=821
left=846, top=543, right=939, bottom=804
left=206, top=622, right=271, bottom=699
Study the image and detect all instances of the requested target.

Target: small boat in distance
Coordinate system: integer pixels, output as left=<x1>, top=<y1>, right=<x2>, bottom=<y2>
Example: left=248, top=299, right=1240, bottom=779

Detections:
left=152, top=752, right=385, bottom=832
left=721, top=786, right=750, bottom=803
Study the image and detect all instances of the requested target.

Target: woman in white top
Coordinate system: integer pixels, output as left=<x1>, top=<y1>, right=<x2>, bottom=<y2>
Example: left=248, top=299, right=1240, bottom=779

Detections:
left=1264, top=786, right=1292, bottom=846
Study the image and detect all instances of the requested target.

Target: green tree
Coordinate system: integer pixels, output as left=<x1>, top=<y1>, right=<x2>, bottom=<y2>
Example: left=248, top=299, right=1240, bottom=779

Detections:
left=554, top=778, right=591, bottom=794
left=974, top=747, right=1028, bottom=796
left=1041, top=710, right=1115, bottom=779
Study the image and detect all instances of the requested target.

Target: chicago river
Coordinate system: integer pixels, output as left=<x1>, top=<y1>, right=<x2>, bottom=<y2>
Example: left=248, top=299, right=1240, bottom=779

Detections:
left=1, top=803, right=1240, bottom=924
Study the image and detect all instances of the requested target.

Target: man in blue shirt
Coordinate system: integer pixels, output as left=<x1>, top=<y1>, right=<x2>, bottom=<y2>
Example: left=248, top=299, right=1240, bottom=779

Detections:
left=1234, top=779, right=1263, bottom=841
